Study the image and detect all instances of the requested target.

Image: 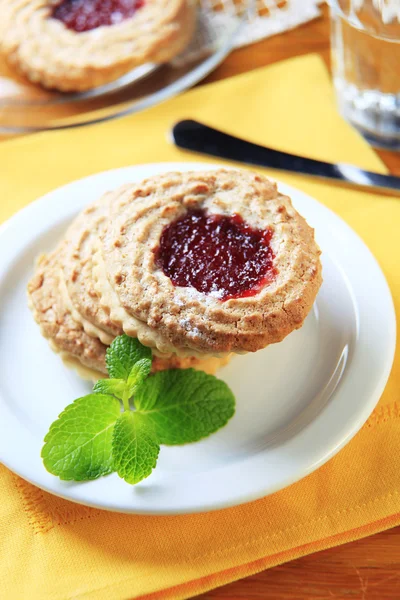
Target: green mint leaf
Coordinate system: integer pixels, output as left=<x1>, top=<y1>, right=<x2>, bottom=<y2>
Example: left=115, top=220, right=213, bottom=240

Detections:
left=112, top=412, right=160, bottom=484
left=126, top=357, right=152, bottom=397
left=106, top=334, right=152, bottom=380
left=135, top=369, right=235, bottom=445
left=41, top=394, right=121, bottom=481
left=93, top=378, right=127, bottom=400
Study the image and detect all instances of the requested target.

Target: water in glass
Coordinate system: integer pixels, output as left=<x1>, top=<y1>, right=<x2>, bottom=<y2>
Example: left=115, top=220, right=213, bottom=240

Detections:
left=330, top=0, right=400, bottom=149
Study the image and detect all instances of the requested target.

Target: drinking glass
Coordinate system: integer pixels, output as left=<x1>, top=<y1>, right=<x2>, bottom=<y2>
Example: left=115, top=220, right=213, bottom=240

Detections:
left=330, top=0, right=400, bottom=149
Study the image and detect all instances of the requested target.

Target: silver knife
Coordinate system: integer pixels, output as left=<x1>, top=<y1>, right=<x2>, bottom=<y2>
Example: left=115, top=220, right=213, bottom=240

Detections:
left=171, top=119, right=400, bottom=197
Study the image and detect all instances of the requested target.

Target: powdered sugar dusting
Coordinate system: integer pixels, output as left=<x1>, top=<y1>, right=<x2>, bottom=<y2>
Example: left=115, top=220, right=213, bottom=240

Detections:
left=179, top=319, right=201, bottom=338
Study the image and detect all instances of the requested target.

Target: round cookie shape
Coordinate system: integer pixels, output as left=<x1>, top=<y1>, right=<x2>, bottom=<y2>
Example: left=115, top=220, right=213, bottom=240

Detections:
left=101, top=170, right=323, bottom=355
left=63, top=189, right=180, bottom=356
left=43, top=183, right=217, bottom=361
left=27, top=244, right=230, bottom=375
left=0, top=0, right=196, bottom=91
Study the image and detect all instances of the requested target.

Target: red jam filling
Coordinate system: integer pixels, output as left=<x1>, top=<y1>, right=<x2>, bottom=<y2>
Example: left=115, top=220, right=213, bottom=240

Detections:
left=156, top=209, right=276, bottom=301
left=52, top=0, right=144, bottom=32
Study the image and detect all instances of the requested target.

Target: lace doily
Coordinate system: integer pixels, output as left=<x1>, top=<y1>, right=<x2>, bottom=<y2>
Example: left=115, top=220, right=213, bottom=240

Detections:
left=174, top=0, right=323, bottom=66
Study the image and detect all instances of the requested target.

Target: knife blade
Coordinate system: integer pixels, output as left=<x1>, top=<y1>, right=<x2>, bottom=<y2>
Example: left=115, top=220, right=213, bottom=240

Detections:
left=171, top=119, right=400, bottom=197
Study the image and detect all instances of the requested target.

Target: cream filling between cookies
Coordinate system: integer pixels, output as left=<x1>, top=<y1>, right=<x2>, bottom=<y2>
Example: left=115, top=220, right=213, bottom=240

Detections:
left=53, top=343, right=231, bottom=380
left=58, top=267, right=115, bottom=346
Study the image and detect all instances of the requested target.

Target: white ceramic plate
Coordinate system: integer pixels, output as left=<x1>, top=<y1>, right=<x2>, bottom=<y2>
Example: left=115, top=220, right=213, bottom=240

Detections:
left=0, top=163, right=396, bottom=515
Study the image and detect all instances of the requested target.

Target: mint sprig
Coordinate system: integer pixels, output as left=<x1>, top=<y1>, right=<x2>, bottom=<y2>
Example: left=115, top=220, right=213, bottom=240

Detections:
left=106, top=334, right=152, bottom=380
left=135, top=369, right=235, bottom=445
left=113, top=412, right=159, bottom=484
left=42, top=394, right=121, bottom=481
left=42, top=335, right=235, bottom=485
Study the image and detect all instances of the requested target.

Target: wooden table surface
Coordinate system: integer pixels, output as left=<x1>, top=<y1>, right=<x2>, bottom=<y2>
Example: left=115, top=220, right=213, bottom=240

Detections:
left=194, top=5, right=400, bottom=600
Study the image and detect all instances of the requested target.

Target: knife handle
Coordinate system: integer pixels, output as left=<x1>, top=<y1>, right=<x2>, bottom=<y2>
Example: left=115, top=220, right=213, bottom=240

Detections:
left=172, top=119, right=338, bottom=178
left=172, top=119, right=400, bottom=197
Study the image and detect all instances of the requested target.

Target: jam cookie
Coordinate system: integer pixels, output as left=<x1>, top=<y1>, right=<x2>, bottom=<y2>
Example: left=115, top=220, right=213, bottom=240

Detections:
left=92, top=239, right=216, bottom=357
left=28, top=242, right=229, bottom=375
left=99, top=170, right=322, bottom=355
left=90, top=185, right=231, bottom=357
left=0, top=0, right=196, bottom=91
left=61, top=189, right=189, bottom=356
left=62, top=189, right=181, bottom=357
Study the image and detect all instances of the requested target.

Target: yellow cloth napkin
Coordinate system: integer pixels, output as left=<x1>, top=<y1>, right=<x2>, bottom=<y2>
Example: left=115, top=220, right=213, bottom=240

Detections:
left=0, top=54, right=399, bottom=600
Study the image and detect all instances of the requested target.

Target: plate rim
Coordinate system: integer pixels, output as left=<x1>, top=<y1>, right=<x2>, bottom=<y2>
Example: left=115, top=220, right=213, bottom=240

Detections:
left=0, top=162, right=396, bottom=515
